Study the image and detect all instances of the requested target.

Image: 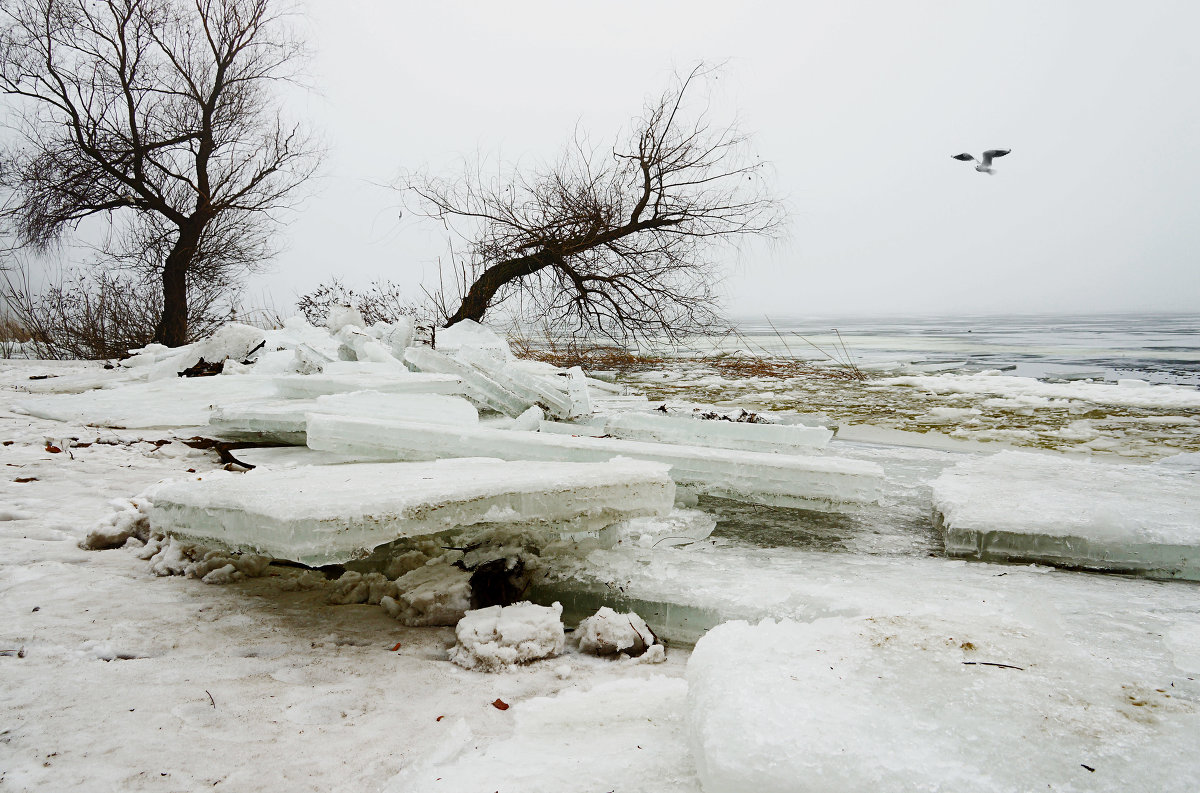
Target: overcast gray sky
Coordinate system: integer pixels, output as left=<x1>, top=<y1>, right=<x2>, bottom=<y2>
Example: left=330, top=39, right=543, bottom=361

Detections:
left=252, top=0, right=1200, bottom=318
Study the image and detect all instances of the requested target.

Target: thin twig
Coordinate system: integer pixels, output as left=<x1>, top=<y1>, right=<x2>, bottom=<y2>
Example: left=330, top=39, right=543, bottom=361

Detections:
left=962, top=661, right=1024, bottom=670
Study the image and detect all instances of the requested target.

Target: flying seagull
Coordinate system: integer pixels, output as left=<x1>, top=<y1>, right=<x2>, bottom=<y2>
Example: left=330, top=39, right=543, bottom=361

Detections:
left=952, top=149, right=1011, bottom=175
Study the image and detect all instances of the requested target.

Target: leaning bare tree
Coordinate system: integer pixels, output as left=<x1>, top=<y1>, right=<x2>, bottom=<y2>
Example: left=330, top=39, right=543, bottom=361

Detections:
left=405, top=64, right=783, bottom=341
left=0, top=0, right=320, bottom=347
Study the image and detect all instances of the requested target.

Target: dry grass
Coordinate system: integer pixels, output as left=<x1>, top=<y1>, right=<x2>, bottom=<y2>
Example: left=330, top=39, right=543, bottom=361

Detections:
left=705, top=355, right=865, bottom=381
left=510, top=332, right=866, bottom=382
left=509, top=336, right=668, bottom=371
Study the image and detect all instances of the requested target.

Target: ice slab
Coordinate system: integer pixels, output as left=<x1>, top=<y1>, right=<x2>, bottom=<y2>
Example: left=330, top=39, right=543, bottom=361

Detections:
left=404, top=346, right=531, bottom=417
left=688, top=615, right=1200, bottom=793
left=306, top=415, right=883, bottom=511
left=209, top=392, right=478, bottom=440
left=272, top=370, right=461, bottom=398
left=15, top=376, right=280, bottom=428
left=605, top=411, right=832, bottom=453
left=144, top=458, right=675, bottom=566
left=315, top=391, right=477, bottom=424
left=208, top=399, right=313, bottom=442
left=932, top=450, right=1200, bottom=579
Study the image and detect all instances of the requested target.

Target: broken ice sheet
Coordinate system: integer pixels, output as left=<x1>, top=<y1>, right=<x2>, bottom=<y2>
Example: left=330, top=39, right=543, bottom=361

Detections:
left=144, top=458, right=674, bottom=566
left=306, top=415, right=883, bottom=511
left=932, top=450, right=1200, bottom=579
left=16, top=376, right=281, bottom=428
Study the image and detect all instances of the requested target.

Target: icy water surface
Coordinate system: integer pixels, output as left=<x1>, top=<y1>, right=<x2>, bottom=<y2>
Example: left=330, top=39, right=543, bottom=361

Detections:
left=731, top=312, right=1200, bottom=385
left=612, top=313, right=1200, bottom=554
left=624, top=313, right=1200, bottom=460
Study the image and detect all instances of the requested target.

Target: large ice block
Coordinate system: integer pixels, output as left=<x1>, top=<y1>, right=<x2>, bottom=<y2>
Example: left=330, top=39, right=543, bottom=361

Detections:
left=404, top=346, right=531, bottom=417
left=209, top=392, right=479, bottom=440
left=16, top=376, right=280, bottom=428
left=688, top=614, right=1200, bottom=793
left=208, top=399, right=314, bottom=442
left=145, top=458, right=675, bottom=566
left=272, top=369, right=462, bottom=398
left=932, top=450, right=1200, bottom=579
left=605, top=411, right=833, bottom=453
left=306, top=415, right=882, bottom=511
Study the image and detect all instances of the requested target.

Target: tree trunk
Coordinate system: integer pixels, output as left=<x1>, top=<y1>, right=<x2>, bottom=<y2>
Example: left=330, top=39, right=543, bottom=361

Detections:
left=153, top=222, right=204, bottom=346
left=445, top=252, right=553, bottom=327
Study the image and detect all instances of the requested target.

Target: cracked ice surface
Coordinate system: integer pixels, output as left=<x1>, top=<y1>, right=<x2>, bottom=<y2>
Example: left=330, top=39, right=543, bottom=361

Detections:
left=144, top=458, right=674, bottom=566
left=932, top=450, right=1200, bottom=578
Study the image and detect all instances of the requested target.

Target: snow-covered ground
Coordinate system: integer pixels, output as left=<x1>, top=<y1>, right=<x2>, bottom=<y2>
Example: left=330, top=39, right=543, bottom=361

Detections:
left=4, top=338, right=1200, bottom=792
left=1, top=358, right=694, bottom=792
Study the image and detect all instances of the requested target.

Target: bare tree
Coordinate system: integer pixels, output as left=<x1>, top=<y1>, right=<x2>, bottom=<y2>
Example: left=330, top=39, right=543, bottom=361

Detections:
left=405, top=64, right=783, bottom=341
left=0, top=0, right=320, bottom=346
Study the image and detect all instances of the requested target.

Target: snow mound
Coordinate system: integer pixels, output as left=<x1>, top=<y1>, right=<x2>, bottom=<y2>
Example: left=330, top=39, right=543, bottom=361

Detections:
left=80, top=498, right=152, bottom=550
left=137, top=535, right=270, bottom=583
left=435, top=319, right=512, bottom=359
left=448, top=601, right=565, bottom=671
left=576, top=606, right=661, bottom=660
left=329, top=571, right=396, bottom=605
left=381, top=563, right=473, bottom=626
left=325, top=304, right=366, bottom=333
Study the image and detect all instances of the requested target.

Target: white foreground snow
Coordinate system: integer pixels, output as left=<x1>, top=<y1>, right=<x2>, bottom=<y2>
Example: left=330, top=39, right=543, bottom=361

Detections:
left=689, top=616, right=1200, bottom=793
left=5, top=327, right=1200, bottom=793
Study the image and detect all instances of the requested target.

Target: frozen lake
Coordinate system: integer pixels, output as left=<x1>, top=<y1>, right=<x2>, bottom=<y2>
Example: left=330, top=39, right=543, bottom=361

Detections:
left=730, top=312, right=1200, bottom=385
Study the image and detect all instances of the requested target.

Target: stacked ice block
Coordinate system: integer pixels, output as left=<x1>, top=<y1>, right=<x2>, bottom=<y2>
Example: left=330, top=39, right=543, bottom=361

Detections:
left=306, top=414, right=882, bottom=511
left=209, top=392, right=479, bottom=441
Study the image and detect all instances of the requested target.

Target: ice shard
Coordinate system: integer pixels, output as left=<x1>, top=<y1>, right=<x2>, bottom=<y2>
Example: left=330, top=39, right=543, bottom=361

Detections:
left=932, top=450, right=1200, bottom=579
left=455, top=347, right=577, bottom=419
left=404, top=346, right=532, bottom=417
left=604, top=411, right=833, bottom=453
left=145, top=458, right=675, bottom=566
left=306, top=415, right=882, bottom=511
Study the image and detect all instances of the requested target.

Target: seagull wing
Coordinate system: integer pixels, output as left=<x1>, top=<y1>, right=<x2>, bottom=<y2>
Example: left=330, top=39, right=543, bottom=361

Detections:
left=951, top=153, right=976, bottom=162
left=980, top=149, right=1011, bottom=166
